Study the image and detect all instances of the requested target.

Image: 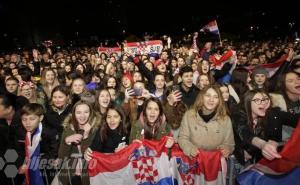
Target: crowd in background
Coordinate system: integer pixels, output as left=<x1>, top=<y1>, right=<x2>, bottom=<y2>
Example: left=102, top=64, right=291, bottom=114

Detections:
left=0, top=35, right=300, bottom=185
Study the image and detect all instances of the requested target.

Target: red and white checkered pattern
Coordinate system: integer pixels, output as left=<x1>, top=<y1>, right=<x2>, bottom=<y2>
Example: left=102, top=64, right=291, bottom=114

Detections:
left=131, top=157, right=159, bottom=184
left=182, top=174, right=195, bottom=185
left=137, top=42, right=147, bottom=54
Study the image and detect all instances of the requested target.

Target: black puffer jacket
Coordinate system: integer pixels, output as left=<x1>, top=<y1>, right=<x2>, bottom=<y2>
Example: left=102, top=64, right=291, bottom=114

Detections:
left=231, top=107, right=299, bottom=164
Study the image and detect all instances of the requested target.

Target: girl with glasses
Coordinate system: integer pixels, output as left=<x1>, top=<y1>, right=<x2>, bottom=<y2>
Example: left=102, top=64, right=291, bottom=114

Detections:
left=232, top=89, right=299, bottom=166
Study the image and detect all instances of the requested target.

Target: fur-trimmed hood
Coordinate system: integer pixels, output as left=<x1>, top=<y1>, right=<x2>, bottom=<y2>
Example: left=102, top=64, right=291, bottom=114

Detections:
left=270, top=93, right=287, bottom=112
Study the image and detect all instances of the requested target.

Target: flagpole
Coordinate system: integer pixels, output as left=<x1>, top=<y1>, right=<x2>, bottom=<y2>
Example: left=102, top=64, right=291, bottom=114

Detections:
left=215, top=20, right=222, bottom=46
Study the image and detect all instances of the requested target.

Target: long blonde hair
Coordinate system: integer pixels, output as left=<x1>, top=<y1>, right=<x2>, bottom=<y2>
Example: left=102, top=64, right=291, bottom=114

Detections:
left=192, top=85, right=227, bottom=120
left=40, top=68, right=60, bottom=98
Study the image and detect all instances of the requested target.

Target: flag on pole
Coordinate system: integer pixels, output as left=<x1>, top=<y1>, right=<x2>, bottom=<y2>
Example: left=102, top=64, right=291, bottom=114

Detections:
left=200, top=20, right=220, bottom=35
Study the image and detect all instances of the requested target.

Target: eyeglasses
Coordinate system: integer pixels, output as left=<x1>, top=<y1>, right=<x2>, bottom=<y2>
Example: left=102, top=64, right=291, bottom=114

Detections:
left=251, top=97, right=270, bottom=105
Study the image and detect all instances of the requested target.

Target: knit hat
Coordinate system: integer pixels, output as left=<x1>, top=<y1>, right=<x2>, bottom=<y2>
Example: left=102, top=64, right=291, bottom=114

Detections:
left=252, top=66, right=268, bottom=78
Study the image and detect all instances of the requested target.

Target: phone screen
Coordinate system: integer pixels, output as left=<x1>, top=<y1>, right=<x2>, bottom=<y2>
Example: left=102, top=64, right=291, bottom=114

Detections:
left=133, top=88, right=142, bottom=96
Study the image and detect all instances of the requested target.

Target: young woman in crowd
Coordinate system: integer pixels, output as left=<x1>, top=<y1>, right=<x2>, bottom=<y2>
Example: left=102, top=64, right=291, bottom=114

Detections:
left=71, top=77, right=95, bottom=105
left=129, top=97, right=174, bottom=148
left=18, top=80, right=47, bottom=110
left=45, top=85, right=73, bottom=144
left=231, top=89, right=299, bottom=165
left=84, top=105, right=129, bottom=160
left=40, top=68, right=60, bottom=99
left=178, top=85, right=235, bottom=158
left=58, top=100, right=100, bottom=185
left=94, top=89, right=112, bottom=118
left=197, top=73, right=211, bottom=90
left=249, top=66, right=269, bottom=90
left=150, top=73, right=168, bottom=102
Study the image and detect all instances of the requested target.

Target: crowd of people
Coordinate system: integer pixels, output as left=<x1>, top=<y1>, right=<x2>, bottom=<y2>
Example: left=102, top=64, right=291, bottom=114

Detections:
left=0, top=36, right=300, bottom=185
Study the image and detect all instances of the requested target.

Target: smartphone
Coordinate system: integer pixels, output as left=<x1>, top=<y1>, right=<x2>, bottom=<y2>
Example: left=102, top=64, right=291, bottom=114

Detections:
left=172, top=85, right=180, bottom=92
left=133, top=88, right=142, bottom=96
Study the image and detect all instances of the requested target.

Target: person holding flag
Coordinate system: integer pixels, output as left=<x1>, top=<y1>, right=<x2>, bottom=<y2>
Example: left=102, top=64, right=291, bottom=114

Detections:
left=17, top=103, right=58, bottom=185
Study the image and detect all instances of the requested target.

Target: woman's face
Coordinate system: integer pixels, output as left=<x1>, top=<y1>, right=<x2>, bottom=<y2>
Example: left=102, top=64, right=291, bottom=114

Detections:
left=177, top=58, right=185, bottom=68
left=146, top=101, right=160, bottom=123
left=20, top=85, right=33, bottom=100
left=220, top=86, right=230, bottom=102
left=92, top=75, right=101, bottom=83
left=75, top=104, right=90, bottom=125
left=198, top=75, right=210, bottom=90
left=192, top=63, right=197, bottom=72
left=66, top=77, right=73, bottom=86
left=59, top=62, right=66, bottom=68
left=157, top=63, right=166, bottom=73
left=121, top=61, right=127, bottom=70
left=72, top=79, right=85, bottom=94
left=106, top=109, right=121, bottom=130
left=76, top=65, right=84, bottom=74
left=109, top=66, right=116, bottom=74
left=171, top=59, right=177, bottom=68
left=45, top=71, right=55, bottom=84
left=98, top=90, right=111, bottom=108
left=65, top=65, right=71, bottom=73
left=108, top=89, right=116, bottom=101
left=122, top=77, right=131, bottom=89
left=107, top=78, right=116, bottom=88
left=202, top=60, right=209, bottom=74
left=52, top=90, right=68, bottom=108
left=127, top=63, right=135, bottom=71
left=154, top=75, right=165, bottom=89
left=251, top=93, right=270, bottom=118
left=99, top=65, right=105, bottom=70
left=133, top=72, right=142, bottom=82
left=71, top=56, right=77, bottom=61
left=51, top=63, right=57, bottom=69
left=203, top=88, right=219, bottom=111
left=285, top=72, right=300, bottom=96
left=254, top=74, right=266, bottom=86
left=145, top=62, right=153, bottom=71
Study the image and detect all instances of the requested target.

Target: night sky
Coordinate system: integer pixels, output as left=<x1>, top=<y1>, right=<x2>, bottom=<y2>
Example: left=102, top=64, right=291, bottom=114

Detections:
left=0, top=0, right=299, bottom=50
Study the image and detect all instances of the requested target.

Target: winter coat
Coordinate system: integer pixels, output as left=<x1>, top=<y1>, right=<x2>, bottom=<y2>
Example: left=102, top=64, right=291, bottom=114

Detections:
left=58, top=114, right=101, bottom=185
left=15, top=123, right=58, bottom=168
left=178, top=83, right=200, bottom=108
left=231, top=107, right=299, bottom=164
left=129, top=114, right=171, bottom=143
left=90, top=128, right=129, bottom=153
left=178, top=109, right=235, bottom=158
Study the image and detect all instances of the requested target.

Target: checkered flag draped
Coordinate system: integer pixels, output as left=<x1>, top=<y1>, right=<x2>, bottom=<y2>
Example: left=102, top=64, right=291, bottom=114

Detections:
left=131, top=157, right=159, bottom=184
left=176, top=157, right=196, bottom=185
left=182, top=174, right=195, bottom=185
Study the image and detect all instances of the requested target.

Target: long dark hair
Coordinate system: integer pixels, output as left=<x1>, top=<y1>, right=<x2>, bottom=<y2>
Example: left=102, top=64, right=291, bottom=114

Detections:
left=276, top=70, right=300, bottom=104
left=70, top=100, right=95, bottom=132
left=243, top=89, right=272, bottom=132
left=94, top=89, right=111, bottom=115
left=100, top=105, right=127, bottom=143
left=142, top=97, right=164, bottom=139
